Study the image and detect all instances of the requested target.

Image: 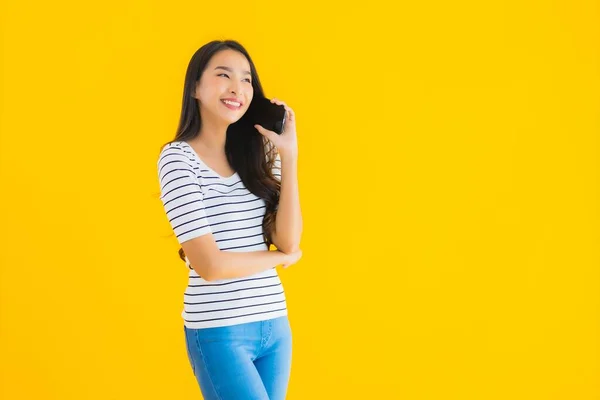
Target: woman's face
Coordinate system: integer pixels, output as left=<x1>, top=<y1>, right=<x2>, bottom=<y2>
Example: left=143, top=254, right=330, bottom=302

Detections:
left=194, top=49, right=254, bottom=125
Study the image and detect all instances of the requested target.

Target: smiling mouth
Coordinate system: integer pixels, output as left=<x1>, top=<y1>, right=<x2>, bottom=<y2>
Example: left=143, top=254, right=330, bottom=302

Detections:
left=221, top=99, right=242, bottom=109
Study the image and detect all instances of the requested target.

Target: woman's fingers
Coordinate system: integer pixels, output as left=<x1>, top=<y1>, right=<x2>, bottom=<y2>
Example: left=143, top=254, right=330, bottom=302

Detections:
left=271, top=98, right=295, bottom=121
left=254, top=124, right=277, bottom=140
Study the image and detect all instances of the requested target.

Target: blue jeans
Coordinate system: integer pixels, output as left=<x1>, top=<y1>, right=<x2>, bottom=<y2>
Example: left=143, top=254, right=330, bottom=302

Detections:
left=184, top=316, right=293, bottom=400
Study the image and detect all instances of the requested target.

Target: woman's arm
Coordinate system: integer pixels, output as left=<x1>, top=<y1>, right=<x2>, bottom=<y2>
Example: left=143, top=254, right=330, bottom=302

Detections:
left=254, top=97, right=303, bottom=254
left=182, top=233, right=298, bottom=281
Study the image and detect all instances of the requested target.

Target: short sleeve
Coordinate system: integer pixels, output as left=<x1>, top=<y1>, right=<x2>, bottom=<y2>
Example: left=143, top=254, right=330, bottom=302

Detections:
left=272, top=151, right=281, bottom=182
left=265, top=140, right=281, bottom=182
left=157, top=144, right=212, bottom=245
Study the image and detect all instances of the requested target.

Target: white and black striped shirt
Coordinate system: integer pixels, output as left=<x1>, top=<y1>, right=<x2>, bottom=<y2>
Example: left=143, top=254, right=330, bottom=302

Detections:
left=157, top=140, right=287, bottom=329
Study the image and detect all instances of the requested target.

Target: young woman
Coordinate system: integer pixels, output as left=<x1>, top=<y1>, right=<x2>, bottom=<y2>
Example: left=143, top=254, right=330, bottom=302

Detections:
left=156, top=40, right=303, bottom=400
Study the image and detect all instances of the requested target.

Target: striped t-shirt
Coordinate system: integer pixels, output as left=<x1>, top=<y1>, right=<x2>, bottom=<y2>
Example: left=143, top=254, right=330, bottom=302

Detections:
left=157, top=140, right=288, bottom=329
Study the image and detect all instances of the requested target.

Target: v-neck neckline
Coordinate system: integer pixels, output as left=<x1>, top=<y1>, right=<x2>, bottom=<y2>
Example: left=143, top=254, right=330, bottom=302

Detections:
left=182, top=141, right=239, bottom=182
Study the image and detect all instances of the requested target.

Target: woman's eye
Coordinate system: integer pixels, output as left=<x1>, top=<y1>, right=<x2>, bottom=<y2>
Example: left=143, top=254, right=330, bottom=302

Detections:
left=218, top=73, right=250, bottom=83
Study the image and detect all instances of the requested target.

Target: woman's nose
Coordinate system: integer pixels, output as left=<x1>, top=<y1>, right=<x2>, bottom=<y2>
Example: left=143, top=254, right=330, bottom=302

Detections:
left=230, top=84, right=242, bottom=96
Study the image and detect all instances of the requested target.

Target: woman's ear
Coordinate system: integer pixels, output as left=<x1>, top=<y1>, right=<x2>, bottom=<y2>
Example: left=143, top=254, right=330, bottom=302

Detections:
left=192, top=80, right=200, bottom=99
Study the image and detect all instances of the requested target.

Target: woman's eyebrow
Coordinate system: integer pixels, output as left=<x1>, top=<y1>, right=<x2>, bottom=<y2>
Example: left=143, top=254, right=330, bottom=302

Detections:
left=214, top=66, right=251, bottom=75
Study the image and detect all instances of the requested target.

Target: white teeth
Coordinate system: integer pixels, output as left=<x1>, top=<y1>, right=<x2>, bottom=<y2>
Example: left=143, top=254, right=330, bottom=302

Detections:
left=222, top=100, right=240, bottom=107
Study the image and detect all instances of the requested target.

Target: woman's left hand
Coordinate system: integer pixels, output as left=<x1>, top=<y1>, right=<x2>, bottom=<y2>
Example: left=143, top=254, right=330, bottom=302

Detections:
left=254, top=98, right=297, bottom=160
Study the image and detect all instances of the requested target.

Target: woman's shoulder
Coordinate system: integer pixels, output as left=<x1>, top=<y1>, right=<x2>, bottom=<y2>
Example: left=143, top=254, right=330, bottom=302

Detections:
left=157, top=140, right=194, bottom=168
left=159, top=140, right=186, bottom=153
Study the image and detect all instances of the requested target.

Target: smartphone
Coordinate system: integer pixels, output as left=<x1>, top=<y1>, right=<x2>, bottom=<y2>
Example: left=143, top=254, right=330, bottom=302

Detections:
left=247, top=97, right=287, bottom=135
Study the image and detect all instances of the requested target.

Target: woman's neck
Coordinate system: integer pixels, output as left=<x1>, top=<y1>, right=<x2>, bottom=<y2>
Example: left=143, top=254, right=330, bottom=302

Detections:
left=196, top=114, right=228, bottom=152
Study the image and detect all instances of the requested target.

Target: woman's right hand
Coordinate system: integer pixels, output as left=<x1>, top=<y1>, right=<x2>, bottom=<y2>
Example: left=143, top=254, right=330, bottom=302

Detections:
left=281, top=249, right=303, bottom=268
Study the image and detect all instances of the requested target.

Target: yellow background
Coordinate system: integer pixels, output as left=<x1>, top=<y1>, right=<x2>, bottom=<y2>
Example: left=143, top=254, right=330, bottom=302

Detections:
left=1, top=0, right=598, bottom=399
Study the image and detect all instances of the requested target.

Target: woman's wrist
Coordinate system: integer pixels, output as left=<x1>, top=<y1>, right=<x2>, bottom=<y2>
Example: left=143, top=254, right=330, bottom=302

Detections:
left=279, top=147, right=298, bottom=162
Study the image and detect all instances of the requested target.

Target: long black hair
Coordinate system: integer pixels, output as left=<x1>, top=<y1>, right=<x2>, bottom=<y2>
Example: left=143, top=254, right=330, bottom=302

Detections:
left=159, top=40, right=281, bottom=262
